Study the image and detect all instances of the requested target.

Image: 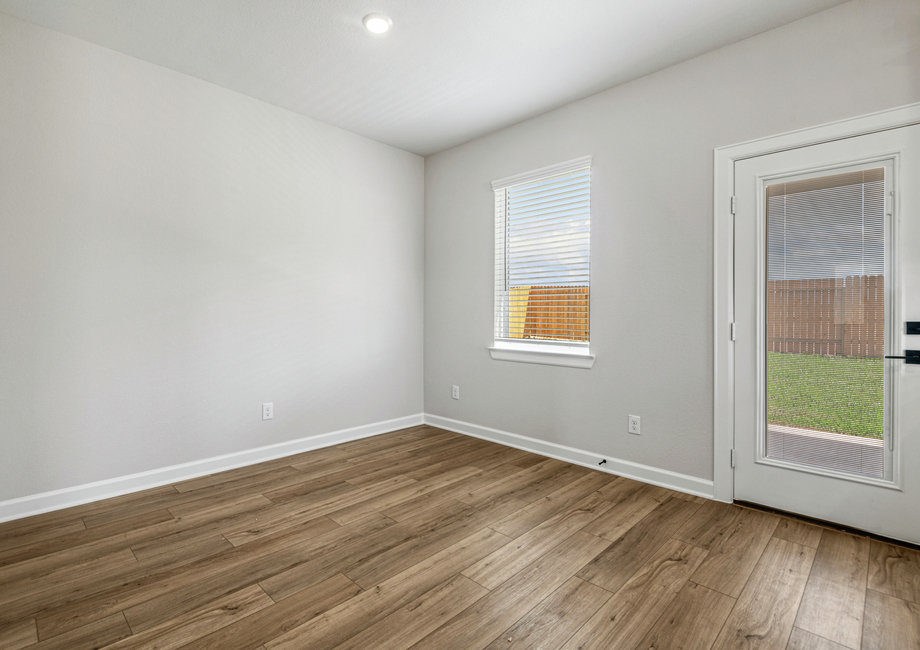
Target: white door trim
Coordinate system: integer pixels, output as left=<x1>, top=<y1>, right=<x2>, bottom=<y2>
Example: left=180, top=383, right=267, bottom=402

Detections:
left=712, top=102, right=920, bottom=503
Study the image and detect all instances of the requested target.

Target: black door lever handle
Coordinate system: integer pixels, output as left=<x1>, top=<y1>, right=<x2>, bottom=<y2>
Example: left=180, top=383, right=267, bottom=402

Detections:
left=885, top=351, right=920, bottom=364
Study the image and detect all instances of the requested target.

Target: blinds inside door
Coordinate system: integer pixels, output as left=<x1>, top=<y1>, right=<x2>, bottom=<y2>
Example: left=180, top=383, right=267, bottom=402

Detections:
left=495, top=166, right=590, bottom=342
left=765, top=167, right=886, bottom=478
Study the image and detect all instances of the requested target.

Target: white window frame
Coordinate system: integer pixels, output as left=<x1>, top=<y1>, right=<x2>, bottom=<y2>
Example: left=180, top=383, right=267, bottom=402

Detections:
left=488, top=156, right=596, bottom=369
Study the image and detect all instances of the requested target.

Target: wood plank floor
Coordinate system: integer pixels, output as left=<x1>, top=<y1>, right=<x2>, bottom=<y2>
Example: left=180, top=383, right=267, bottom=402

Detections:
left=1, top=425, right=918, bottom=650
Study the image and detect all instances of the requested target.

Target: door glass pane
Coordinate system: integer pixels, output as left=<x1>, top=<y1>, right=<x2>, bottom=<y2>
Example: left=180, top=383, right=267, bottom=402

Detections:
left=765, top=168, right=885, bottom=478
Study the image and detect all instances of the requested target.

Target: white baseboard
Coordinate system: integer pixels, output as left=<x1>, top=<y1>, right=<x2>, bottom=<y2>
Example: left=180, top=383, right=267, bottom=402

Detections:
left=424, top=414, right=715, bottom=500
left=0, top=411, right=713, bottom=524
left=0, top=413, right=424, bottom=524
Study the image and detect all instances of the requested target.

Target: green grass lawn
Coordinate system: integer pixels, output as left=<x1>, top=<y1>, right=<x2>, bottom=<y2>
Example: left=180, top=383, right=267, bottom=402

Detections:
left=767, top=352, right=884, bottom=439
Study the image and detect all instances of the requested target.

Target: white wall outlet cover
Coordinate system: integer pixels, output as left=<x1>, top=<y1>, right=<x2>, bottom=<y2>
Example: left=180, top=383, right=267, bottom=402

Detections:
left=262, top=403, right=273, bottom=420
left=628, top=415, right=641, bottom=435
left=451, top=385, right=460, bottom=400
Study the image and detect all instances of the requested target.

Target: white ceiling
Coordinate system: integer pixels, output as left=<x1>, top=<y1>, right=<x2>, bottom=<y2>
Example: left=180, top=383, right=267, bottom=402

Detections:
left=0, top=0, right=849, bottom=155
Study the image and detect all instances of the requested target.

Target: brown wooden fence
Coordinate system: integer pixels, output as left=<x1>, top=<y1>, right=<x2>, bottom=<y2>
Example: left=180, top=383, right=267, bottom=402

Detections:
left=509, top=285, right=589, bottom=342
left=767, top=275, right=884, bottom=358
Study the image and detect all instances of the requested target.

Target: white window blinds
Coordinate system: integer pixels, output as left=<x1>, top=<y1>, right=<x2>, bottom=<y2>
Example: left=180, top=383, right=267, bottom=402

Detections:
left=493, top=157, right=591, bottom=344
left=765, top=166, right=887, bottom=478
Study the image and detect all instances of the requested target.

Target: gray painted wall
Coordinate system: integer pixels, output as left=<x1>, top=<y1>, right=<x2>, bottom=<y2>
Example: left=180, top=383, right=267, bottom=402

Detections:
left=423, top=0, right=920, bottom=481
left=0, top=13, right=425, bottom=501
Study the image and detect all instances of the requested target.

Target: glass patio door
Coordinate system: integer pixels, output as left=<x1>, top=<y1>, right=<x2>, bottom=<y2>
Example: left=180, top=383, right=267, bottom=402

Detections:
left=733, top=124, right=920, bottom=544
left=764, top=167, right=888, bottom=479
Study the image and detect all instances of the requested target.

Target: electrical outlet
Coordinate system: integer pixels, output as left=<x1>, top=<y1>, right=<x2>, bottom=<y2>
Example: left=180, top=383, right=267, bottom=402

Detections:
left=628, top=415, right=641, bottom=435
left=262, top=403, right=273, bottom=420
left=451, top=385, right=460, bottom=400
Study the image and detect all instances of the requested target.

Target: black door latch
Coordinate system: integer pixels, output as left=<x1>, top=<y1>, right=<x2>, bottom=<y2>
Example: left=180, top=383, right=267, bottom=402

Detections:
left=885, top=350, right=920, bottom=364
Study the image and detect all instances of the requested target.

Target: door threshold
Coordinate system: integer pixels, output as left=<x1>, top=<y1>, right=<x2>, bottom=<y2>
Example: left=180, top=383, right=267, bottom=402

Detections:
left=734, top=500, right=920, bottom=551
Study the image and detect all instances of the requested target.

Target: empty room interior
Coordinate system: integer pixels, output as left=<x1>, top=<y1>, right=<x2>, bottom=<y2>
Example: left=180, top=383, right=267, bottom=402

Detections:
left=2, top=0, right=920, bottom=648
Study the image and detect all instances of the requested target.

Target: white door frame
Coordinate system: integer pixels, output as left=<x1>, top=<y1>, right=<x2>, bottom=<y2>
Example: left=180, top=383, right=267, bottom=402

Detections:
left=712, top=102, right=920, bottom=503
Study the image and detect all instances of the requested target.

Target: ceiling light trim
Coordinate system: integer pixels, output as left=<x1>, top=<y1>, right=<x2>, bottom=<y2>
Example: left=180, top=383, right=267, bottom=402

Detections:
left=363, top=13, right=392, bottom=34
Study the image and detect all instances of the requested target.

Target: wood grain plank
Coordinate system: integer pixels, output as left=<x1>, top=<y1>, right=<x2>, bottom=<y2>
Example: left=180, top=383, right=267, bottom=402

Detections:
left=3, top=427, right=910, bottom=650
left=672, top=500, right=742, bottom=550
left=0, top=619, right=37, bottom=650
left=406, top=436, right=487, bottom=460
left=773, top=518, right=824, bottom=549
left=786, top=628, right=852, bottom=650
left=595, top=475, right=667, bottom=503
left=456, top=459, right=567, bottom=508
left=482, top=577, right=612, bottom=650
left=0, top=508, right=173, bottom=570
left=130, top=497, right=276, bottom=558
left=403, top=442, right=508, bottom=482
left=502, top=463, right=591, bottom=504
left=867, top=539, right=920, bottom=604
left=328, top=574, right=488, bottom=650
left=79, top=470, right=305, bottom=529
left=288, top=454, right=360, bottom=478
left=229, top=475, right=413, bottom=543
left=405, top=530, right=611, bottom=650
left=340, top=432, right=458, bottom=467
left=344, top=454, right=450, bottom=488
left=509, top=453, right=553, bottom=469
left=490, top=471, right=616, bottom=539
left=120, top=516, right=372, bottom=633
left=381, top=432, right=468, bottom=457
left=34, top=612, right=131, bottom=649
left=238, top=446, right=346, bottom=476
left=327, top=466, right=480, bottom=526
left=0, top=519, right=87, bottom=555
left=176, top=573, right=362, bottom=650
left=260, top=461, right=396, bottom=505
left=560, top=539, right=709, bottom=650
left=158, top=467, right=317, bottom=520
left=259, top=499, right=476, bottom=601
left=710, top=537, right=816, bottom=650
left=581, top=481, right=673, bottom=542
left=468, top=446, right=544, bottom=472
left=861, top=589, right=920, bottom=650
left=35, top=512, right=348, bottom=639
left=576, top=496, right=700, bottom=593
left=379, top=466, right=512, bottom=522
left=672, top=492, right=709, bottom=504
left=343, top=494, right=526, bottom=589
left=79, top=493, right=183, bottom=529
left=0, top=495, right=270, bottom=585
left=62, top=485, right=182, bottom=522
left=295, top=450, right=416, bottom=481
left=0, top=547, right=137, bottom=607
left=0, top=485, right=174, bottom=546
left=463, top=492, right=613, bottom=589
left=172, top=461, right=307, bottom=494
left=634, top=581, right=736, bottom=650
left=18, top=533, right=233, bottom=635
left=329, top=428, right=431, bottom=458
left=5, top=543, right=229, bottom=633
left=103, top=584, right=275, bottom=650
left=83, top=488, right=247, bottom=529
left=401, top=440, right=488, bottom=470
left=691, top=507, right=780, bottom=598
left=794, top=529, right=869, bottom=648
left=263, top=527, right=512, bottom=650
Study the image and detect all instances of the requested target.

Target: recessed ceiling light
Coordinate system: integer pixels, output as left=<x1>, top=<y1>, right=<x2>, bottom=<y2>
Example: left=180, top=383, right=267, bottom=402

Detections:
left=363, top=13, right=392, bottom=34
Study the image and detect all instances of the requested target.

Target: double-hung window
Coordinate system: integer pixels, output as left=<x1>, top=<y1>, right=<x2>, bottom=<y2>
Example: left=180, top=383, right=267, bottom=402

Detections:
left=489, top=156, right=595, bottom=369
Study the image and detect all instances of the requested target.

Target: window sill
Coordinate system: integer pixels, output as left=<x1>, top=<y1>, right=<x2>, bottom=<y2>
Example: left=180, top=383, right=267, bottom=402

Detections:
left=488, top=344, right=595, bottom=369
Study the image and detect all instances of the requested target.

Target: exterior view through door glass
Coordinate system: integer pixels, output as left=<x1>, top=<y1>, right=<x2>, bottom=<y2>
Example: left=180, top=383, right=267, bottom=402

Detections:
left=733, top=124, right=920, bottom=544
left=765, top=168, right=887, bottom=479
